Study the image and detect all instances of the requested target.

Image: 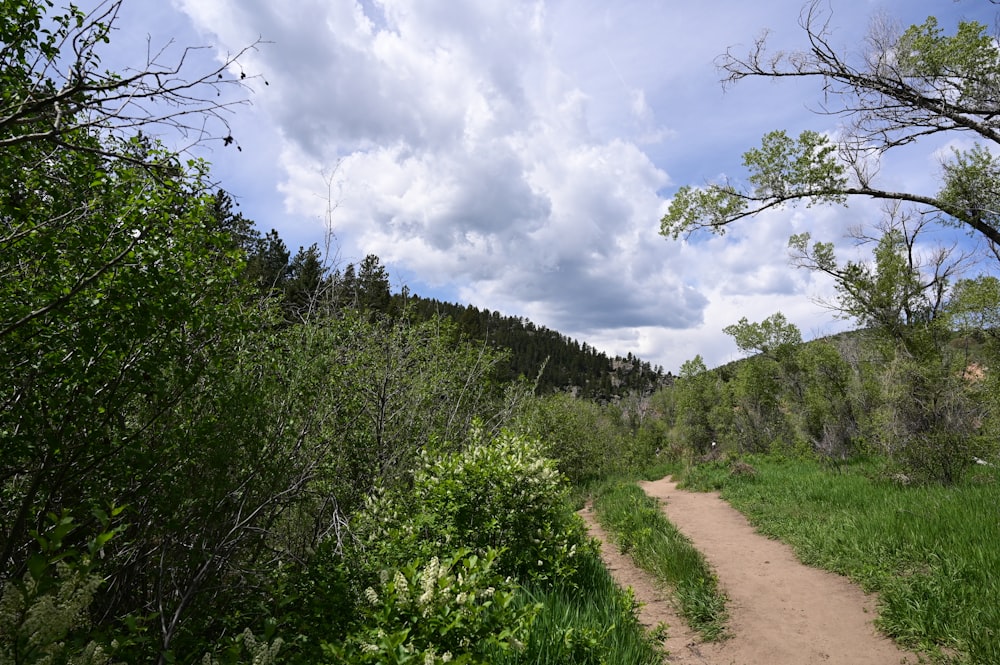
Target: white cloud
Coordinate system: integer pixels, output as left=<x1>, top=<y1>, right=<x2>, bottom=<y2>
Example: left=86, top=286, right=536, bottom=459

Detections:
left=151, top=0, right=999, bottom=373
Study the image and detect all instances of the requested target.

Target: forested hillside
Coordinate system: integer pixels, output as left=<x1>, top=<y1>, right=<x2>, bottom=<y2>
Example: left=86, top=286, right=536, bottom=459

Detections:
left=234, top=220, right=671, bottom=399
left=397, top=295, right=670, bottom=396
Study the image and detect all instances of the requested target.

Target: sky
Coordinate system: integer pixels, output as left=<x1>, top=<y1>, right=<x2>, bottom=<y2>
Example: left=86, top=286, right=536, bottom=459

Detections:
left=106, top=0, right=995, bottom=372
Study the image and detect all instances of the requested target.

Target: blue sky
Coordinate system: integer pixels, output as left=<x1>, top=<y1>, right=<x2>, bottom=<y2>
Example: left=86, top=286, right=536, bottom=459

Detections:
left=108, top=0, right=994, bottom=371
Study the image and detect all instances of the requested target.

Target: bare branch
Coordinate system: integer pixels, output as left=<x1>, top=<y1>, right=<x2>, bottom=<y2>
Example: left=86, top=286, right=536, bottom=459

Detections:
left=0, top=0, right=262, bottom=158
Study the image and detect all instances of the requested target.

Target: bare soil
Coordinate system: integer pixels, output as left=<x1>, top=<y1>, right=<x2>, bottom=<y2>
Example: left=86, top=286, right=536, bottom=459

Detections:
left=581, top=477, right=921, bottom=665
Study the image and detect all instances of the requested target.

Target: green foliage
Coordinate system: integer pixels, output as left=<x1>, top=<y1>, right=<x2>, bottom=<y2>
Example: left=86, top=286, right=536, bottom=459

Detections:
left=723, top=312, right=802, bottom=356
left=946, top=275, right=1000, bottom=333
left=660, top=130, right=847, bottom=239
left=719, top=314, right=804, bottom=454
left=670, top=356, right=721, bottom=456
left=789, top=225, right=937, bottom=340
left=871, top=354, right=990, bottom=485
left=326, top=549, right=535, bottom=665
left=659, top=185, right=747, bottom=239
left=513, top=394, right=647, bottom=486
left=592, top=483, right=727, bottom=640
left=351, top=428, right=591, bottom=589
left=790, top=341, right=857, bottom=457
left=728, top=356, right=794, bottom=454
left=938, top=144, right=1000, bottom=238
left=200, top=628, right=284, bottom=665
left=325, top=314, right=513, bottom=511
left=285, top=426, right=662, bottom=665
left=896, top=18, right=1000, bottom=107
left=742, top=130, right=848, bottom=201
left=284, top=243, right=331, bottom=321
left=0, top=509, right=124, bottom=665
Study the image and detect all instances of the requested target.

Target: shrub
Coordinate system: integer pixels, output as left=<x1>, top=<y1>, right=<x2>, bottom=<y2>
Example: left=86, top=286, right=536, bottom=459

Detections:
left=323, top=548, right=536, bottom=664
left=351, top=426, right=591, bottom=589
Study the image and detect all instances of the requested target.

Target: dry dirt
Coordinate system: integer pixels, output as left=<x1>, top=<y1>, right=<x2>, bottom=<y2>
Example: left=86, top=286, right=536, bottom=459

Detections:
left=580, top=476, right=922, bottom=665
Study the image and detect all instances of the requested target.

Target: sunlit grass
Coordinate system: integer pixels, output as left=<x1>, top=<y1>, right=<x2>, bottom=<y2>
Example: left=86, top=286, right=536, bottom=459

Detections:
left=491, top=548, right=664, bottom=665
left=592, top=482, right=728, bottom=641
left=680, top=456, right=1000, bottom=664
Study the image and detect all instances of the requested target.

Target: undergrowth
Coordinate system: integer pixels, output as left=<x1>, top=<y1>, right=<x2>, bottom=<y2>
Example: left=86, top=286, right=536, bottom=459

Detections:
left=592, top=482, right=728, bottom=641
left=492, top=549, right=664, bottom=665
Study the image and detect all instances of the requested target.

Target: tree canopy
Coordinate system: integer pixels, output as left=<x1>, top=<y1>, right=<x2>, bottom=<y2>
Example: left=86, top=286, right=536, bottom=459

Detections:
left=661, top=2, right=1000, bottom=254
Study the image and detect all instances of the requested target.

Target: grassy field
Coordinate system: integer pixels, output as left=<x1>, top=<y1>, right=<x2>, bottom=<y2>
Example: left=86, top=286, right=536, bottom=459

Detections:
left=592, top=481, right=728, bottom=641
left=679, top=456, right=1000, bottom=664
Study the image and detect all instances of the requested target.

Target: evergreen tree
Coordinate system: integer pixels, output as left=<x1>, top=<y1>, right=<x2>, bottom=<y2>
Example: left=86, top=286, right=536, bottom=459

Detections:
left=358, top=254, right=391, bottom=314
left=246, top=229, right=290, bottom=297
left=285, top=243, right=330, bottom=321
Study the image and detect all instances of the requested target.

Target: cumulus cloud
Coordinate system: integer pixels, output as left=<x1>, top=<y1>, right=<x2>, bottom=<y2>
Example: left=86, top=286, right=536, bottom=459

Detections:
left=161, top=0, right=992, bottom=372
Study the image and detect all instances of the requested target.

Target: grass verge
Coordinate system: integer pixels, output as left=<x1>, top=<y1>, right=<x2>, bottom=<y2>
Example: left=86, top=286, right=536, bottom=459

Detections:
left=592, top=482, right=728, bottom=641
left=492, top=547, right=665, bottom=665
left=680, top=456, right=1000, bottom=664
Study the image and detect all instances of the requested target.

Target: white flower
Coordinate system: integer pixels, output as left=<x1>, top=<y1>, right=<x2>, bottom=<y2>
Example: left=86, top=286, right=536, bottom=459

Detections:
left=364, top=587, right=379, bottom=605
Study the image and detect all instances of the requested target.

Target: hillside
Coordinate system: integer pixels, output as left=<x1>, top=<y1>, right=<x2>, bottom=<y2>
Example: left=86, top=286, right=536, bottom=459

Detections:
left=211, top=204, right=674, bottom=400
left=393, top=292, right=673, bottom=399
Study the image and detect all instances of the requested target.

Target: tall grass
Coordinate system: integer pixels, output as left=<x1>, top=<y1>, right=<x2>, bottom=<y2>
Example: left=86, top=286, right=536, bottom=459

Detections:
left=491, top=548, right=664, bottom=665
left=681, top=457, right=1000, bottom=664
left=592, top=482, right=728, bottom=641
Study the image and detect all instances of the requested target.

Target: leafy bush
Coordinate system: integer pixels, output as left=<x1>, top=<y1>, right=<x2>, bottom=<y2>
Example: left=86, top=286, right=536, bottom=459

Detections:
left=874, top=355, right=990, bottom=484
left=0, top=510, right=123, bottom=665
left=325, top=548, right=536, bottom=664
left=513, top=394, right=639, bottom=486
left=351, top=426, right=591, bottom=589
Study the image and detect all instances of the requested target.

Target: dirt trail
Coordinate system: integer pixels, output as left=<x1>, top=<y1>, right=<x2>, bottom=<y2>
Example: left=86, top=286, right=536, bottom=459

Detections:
left=582, top=477, right=920, bottom=665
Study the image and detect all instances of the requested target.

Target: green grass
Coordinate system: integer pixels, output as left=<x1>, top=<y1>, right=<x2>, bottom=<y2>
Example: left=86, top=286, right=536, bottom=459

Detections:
left=592, top=482, right=728, bottom=641
left=679, top=456, right=1000, bottom=664
left=492, top=548, right=664, bottom=665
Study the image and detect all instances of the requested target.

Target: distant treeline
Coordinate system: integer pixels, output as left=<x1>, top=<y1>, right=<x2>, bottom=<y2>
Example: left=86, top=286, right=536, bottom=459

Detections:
left=392, top=294, right=672, bottom=398
left=234, top=209, right=671, bottom=400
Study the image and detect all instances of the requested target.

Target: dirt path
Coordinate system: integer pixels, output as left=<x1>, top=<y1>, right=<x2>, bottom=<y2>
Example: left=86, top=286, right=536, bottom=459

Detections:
left=582, top=477, right=921, bottom=665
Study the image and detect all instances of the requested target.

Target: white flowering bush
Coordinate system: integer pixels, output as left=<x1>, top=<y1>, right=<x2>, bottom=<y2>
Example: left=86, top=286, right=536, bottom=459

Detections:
left=324, top=548, right=535, bottom=664
left=352, top=426, right=592, bottom=588
left=199, top=627, right=283, bottom=665
left=0, top=510, right=124, bottom=665
left=0, top=561, right=109, bottom=665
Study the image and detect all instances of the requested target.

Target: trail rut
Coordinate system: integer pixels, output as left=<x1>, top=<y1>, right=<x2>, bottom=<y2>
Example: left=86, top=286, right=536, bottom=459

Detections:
left=582, top=477, right=920, bottom=665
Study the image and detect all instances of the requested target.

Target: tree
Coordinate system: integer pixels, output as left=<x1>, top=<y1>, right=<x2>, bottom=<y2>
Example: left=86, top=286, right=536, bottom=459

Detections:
left=357, top=253, right=392, bottom=314
left=722, top=315, right=803, bottom=452
left=0, top=0, right=257, bottom=158
left=284, top=243, right=330, bottom=320
left=789, top=204, right=976, bottom=344
left=661, top=3, right=1000, bottom=255
left=947, top=275, right=1000, bottom=336
left=671, top=356, right=719, bottom=455
left=723, top=312, right=802, bottom=357
left=246, top=229, right=291, bottom=296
